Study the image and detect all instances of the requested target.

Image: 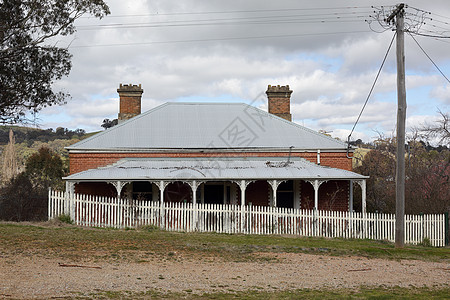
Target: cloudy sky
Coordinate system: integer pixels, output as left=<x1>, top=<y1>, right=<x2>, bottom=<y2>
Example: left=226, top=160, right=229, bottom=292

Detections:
left=36, top=0, right=450, bottom=143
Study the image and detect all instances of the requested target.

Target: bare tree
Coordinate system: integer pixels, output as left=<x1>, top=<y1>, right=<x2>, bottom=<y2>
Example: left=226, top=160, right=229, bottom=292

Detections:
left=420, top=110, right=449, bottom=146
left=355, top=126, right=449, bottom=214
left=1, top=129, right=18, bottom=185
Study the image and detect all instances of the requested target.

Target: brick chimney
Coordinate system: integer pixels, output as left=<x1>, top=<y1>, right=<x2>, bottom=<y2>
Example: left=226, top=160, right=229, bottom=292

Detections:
left=117, top=83, right=143, bottom=123
left=266, top=85, right=292, bottom=121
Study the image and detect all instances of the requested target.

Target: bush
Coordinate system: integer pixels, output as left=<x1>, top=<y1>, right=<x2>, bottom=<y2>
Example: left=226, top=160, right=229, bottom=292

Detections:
left=0, top=147, right=65, bottom=222
left=26, top=146, right=65, bottom=191
left=420, top=237, right=432, bottom=247
left=0, top=173, right=47, bottom=221
left=56, top=214, right=73, bottom=224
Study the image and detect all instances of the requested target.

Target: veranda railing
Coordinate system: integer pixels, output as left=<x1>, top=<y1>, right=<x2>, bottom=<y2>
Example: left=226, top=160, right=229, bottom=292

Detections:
left=48, top=190, right=448, bottom=247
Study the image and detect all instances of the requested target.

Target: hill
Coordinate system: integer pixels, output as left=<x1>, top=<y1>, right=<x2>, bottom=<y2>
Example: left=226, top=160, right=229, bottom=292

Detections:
left=0, top=126, right=97, bottom=174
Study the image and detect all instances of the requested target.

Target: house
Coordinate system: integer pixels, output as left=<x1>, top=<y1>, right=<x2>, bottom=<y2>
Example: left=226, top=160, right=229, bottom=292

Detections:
left=64, top=84, right=368, bottom=212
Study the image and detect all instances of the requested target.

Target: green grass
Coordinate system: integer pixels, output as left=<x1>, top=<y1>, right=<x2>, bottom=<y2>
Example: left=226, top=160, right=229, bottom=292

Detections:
left=73, top=286, right=450, bottom=299
left=56, top=214, right=74, bottom=224
left=0, top=222, right=448, bottom=263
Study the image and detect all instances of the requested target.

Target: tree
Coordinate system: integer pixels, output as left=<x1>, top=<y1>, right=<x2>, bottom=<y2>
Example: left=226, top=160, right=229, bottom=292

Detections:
left=25, top=146, right=65, bottom=192
left=1, top=129, right=19, bottom=184
left=405, top=141, right=449, bottom=214
left=55, top=127, right=67, bottom=136
left=0, top=172, right=38, bottom=221
left=354, top=133, right=449, bottom=214
left=101, top=118, right=118, bottom=130
left=354, top=148, right=396, bottom=213
left=420, top=110, right=449, bottom=146
left=0, top=0, right=110, bottom=123
left=74, top=128, right=86, bottom=136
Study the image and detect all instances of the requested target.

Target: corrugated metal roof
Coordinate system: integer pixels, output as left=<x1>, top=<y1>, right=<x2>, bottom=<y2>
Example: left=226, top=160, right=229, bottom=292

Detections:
left=64, top=157, right=367, bottom=181
left=67, top=102, right=348, bottom=151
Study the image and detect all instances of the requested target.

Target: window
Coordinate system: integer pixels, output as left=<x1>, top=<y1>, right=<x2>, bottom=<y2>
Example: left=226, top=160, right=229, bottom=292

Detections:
left=277, top=180, right=294, bottom=208
left=132, top=182, right=153, bottom=201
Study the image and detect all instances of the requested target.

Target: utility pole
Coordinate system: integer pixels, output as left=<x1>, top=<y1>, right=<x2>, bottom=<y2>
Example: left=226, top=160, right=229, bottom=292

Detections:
left=387, top=3, right=406, bottom=248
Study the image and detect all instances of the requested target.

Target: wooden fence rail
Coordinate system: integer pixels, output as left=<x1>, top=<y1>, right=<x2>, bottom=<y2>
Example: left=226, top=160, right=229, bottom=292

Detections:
left=48, top=190, right=447, bottom=247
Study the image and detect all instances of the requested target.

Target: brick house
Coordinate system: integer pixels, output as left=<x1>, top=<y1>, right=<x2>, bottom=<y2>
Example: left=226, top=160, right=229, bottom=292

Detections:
left=64, top=84, right=368, bottom=212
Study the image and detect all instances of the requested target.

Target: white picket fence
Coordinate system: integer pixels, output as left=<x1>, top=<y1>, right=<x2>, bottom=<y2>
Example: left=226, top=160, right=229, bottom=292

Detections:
left=48, top=190, right=448, bottom=247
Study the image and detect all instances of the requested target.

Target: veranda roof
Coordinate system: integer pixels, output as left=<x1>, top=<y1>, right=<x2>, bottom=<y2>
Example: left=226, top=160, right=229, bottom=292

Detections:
left=64, top=157, right=368, bottom=182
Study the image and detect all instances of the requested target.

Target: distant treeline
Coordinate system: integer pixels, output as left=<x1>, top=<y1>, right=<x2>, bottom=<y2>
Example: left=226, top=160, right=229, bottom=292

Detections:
left=0, top=127, right=86, bottom=146
left=348, top=138, right=448, bottom=153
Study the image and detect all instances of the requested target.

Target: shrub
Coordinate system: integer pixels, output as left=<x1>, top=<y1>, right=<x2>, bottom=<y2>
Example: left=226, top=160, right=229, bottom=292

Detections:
left=0, top=173, right=46, bottom=221
left=138, top=224, right=160, bottom=232
left=420, top=237, right=432, bottom=247
left=57, top=214, right=73, bottom=224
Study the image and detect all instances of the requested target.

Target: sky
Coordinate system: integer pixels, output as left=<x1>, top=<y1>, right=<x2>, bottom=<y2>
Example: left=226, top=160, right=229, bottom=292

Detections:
left=35, top=0, right=450, bottom=143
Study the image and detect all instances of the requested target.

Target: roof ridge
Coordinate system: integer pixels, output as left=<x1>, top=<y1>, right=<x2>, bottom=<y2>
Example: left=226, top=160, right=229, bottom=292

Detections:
left=166, top=102, right=245, bottom=105
left=67, top=101, right=348, bottom=150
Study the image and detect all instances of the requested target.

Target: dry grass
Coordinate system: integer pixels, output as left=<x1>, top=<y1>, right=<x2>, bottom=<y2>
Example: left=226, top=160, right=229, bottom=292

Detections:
left=0, top=221, right=448, bottom=263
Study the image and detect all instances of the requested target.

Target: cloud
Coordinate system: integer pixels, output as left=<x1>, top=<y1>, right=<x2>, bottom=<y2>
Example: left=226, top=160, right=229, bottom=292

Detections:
left=406, top=114, right=440, bottom=130
left=32, top=0, right=450, bottom=141
left=430, top=85, right=450, bottom=105
left=330, top=128, right=369, bottom=142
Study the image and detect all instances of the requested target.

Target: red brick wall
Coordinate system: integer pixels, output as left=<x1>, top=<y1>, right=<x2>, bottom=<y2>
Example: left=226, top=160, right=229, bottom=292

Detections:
left=69, top=151, right=352, bottom=175
left=300, top=180, right=349, bottom=211
left=164, top=182, right=192, bottom=203
left=119, top=95, right=141, bottom=119
left=269, top=97, right=290, bottom=113
left=246, top=180, right=269, bottom=206
left=75, top=182, right=118, bottom=197
left=318, top=152, right=352, bottom=171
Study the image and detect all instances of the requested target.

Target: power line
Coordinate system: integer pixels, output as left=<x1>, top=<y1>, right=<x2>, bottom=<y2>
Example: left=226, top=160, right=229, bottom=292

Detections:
left=71, top=30, right=370, bottom=48
left=84, top=6, right=372, bottom=19
left=434, top=38, right=450, bottom=44
left=77, top=12, right=371, bottom=31
left=429, top=11, right=450, bottom=21
left=77, top=19, right=367, bottom=31
left=408, top=33, right=450, bottom=83
left=347, top=32, right=396, bottom=142
left=409, top=32, right=450, bottom=38
left=426, top=17, right=450, bottom=27
left=421, top=23, right=450, bottom=34
left=367, top=4, right=450, bottom=38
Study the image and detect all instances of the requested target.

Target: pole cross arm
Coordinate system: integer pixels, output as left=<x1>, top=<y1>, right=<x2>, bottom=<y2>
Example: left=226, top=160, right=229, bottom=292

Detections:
left=386, top=3, right=405, bottom=24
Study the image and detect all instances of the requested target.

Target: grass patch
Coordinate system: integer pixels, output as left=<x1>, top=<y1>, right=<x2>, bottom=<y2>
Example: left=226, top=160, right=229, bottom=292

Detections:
left=75, top=286, right=450, bottom=299
left=56, top=214, right=73, bottom=224
left=0, top=222, right=448, bottom=263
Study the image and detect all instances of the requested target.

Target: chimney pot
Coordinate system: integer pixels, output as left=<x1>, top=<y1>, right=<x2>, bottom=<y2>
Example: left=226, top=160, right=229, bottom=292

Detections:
left=266, top=84, right=293, bottom=121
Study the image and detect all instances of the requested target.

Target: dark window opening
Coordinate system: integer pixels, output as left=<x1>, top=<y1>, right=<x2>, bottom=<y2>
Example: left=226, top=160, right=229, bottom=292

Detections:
left=204, top=185, right=224, bottom=204
left=132, top=181, right=153, bottom=201
left=277, top=180, right=294, bottom=208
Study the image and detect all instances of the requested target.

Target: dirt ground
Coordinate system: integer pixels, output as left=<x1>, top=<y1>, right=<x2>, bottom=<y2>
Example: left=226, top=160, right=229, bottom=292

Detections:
left=1, top=251, right=449, bottom=299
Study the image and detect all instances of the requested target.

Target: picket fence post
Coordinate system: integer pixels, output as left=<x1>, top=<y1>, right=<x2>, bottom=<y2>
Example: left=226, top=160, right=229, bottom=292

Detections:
left=47, top=188, right=52, bottom=220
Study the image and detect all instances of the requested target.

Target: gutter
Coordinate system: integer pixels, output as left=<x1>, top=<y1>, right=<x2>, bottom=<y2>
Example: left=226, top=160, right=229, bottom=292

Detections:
left=66, top=147, right=355, bottom=154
